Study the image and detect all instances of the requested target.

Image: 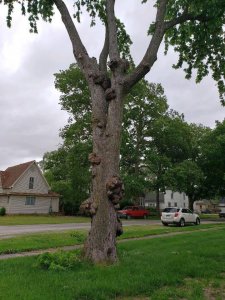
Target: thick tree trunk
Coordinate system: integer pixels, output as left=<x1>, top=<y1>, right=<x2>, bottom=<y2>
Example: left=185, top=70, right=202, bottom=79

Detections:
left=84, top=82, right=124, bottom=264
left=156, top=188, right=160, bottom=214
left=188, top=195, right=195, bottom=211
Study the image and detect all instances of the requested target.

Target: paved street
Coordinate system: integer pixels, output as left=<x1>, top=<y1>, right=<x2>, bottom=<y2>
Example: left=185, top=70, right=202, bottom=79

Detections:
left=0, top=219, right=222, bottom=239
left=0, top=220, right=159, bottom=238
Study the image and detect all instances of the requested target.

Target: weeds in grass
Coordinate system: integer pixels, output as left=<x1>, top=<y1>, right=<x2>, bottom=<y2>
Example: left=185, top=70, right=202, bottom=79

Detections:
left=36, top=250, right=81, bottom=271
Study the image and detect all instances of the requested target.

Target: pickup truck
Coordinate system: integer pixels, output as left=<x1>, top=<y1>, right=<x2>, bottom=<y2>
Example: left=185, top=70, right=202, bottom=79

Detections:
left=117, top=206, right=150, bottom=219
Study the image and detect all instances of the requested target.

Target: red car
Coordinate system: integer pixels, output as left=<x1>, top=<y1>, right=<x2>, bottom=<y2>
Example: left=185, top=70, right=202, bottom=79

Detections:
left=117, top=206, right=150, bottom=219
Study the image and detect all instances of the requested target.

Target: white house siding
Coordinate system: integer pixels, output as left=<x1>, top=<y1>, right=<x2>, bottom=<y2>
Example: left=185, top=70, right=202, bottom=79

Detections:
left=0, top=195, right=9, bottom=211
left=162, top=190, right=189, bottom=210
left=12, top=164, right=49, bottom=194
left=7, top=196, right=57, bottom=214
left=51, top=198, right=59, bottom=212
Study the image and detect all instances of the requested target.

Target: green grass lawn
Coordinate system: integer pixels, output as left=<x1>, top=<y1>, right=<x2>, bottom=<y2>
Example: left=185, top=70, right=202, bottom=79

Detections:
left=199, top=213, right=219, bottom=219
left=0, top=223, right=224, bottom=255
left=0, top=227, right=225, bottom=300
left=0, top=215, right=90, bottom=225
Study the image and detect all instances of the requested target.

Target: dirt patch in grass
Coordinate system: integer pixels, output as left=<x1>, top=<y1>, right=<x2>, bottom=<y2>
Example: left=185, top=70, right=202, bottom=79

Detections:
left=148, top=275, right=225, bottom=300
left=203, top=274, right=225, bottom=300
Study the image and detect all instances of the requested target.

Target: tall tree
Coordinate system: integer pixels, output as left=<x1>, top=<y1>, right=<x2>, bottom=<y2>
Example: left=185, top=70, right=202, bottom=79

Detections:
left=164, top=123, right=211, bottom=209
left=144, top=112, right=193, bottom=211
left=121, top=80, right=168, bottom=203
left=200, top=120, right=225, bottom=199
left=3, top=0, right=225, bottom=263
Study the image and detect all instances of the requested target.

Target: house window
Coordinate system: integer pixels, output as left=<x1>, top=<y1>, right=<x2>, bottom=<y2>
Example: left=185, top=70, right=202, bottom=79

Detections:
left=29, top=177, right=34, bottom=189
left=25, top=196, right=36, bottom=205
left=183, top=203, right=186, bottom=207
left=174, top=202, right=177, bottom=207
left=168, top=202, right=171, bottom=207
left=171, top=192, right=174, bottom=199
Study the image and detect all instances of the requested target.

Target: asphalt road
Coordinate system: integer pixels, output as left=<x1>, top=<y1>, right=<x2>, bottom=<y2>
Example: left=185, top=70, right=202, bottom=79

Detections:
left=0, top=219, right=222, bottom=239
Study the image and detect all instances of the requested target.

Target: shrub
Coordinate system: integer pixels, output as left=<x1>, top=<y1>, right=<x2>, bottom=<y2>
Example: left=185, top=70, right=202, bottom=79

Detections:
left=0, top=207, right=6, bottom=216
left=119, top=199, right=134, bottom=209
left=147, top=207, right=159, bottom=216
left=36, top=251, right=81, bottom=271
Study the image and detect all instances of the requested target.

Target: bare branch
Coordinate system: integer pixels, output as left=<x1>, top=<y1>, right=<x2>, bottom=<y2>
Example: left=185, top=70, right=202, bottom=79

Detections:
left=99, top=24, right=109, bottom=73
left=122, top=0, right=168, bottom=93
left=106, top=0, right=120, bottom=61
left=53, top=0, right=93, bottom=72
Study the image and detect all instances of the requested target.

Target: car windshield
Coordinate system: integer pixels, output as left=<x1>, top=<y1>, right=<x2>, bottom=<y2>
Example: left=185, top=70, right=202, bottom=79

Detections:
left=163, top=208, right=179, bottom=213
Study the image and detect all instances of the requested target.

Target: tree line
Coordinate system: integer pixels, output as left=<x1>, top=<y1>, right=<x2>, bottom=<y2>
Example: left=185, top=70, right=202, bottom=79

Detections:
left=41, top=64, right=225, bottom=214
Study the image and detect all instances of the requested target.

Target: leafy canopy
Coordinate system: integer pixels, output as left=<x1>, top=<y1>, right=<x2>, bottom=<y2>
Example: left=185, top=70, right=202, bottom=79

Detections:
left=2, top=0, right=224, bottom=100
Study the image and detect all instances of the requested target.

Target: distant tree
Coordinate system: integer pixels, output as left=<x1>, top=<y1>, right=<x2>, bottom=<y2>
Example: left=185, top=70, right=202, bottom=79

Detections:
left=164, top=123, right=211, bottom=209
left=144, top=112, right=193, bottom=211
left=165, top=160, right=204, bottom=210
left=121, top=80, right=168, bottom=203
left=43, top=144, right=91, bottom=214
left=3, top=0, right=225, bottom=263
left=200, top=120, right=225, bottom=199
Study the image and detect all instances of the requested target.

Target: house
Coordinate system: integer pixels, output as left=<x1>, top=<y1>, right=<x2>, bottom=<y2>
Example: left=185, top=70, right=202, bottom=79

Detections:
left=218, top=197, right=225, bottom=215
left=140, top=190, right=189, bottom=210
left=193, top=199, right=218, bottom=213
left=0, top=161, right=59, bottom=214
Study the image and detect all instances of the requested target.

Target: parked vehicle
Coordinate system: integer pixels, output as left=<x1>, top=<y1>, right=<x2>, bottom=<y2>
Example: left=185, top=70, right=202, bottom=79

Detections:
left=161, top=207, right=200, bottom=227
left=117, top=206, right=150, bottom=219
left=219, top=207, right=225, bottom=218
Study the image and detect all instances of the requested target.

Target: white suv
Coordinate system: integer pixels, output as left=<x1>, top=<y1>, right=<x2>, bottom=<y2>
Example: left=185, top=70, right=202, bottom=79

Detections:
left=161, top=207, right=200, bottom=227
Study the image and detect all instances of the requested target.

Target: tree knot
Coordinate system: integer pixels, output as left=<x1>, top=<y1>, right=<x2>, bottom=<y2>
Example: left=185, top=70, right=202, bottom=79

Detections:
left=108, top=59, right=129, bottom=73
left=79, top=198, right=97, bottom=216
left=93, top=72, right=111, bottom=90
left=105, top=88, right=116, bottom=101
left=108, top=60, right=119, bottom=71
left=88, top=153, right=101, bottom=165
left=106, top=175, right=124, bottom=205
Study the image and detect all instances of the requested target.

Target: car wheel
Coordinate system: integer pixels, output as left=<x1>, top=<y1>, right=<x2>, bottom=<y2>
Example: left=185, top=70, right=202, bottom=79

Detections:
left=126, top=215, right=131, bottom=220
left=162, top=222, right=168, bottom=226
left=195, top=218, right=200, bottom=225
left=179, top=218, right=185, bottom=227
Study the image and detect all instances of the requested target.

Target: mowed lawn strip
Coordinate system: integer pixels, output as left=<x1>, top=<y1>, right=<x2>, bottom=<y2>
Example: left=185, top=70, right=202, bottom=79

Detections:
left=0, top=215, right=90, bottom=225
left=0, top=228, right=225, bottom=300
left=0, top=223, right=224, bottom=255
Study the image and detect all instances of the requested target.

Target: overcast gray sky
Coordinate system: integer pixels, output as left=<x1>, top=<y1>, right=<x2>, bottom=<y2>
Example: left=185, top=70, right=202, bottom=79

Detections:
left=0, top=1, right=224, bottom=170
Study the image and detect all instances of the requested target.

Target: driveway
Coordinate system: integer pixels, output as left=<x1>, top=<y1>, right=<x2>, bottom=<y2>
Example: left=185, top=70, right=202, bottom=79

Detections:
left=0, top=219, right=222, bottom=239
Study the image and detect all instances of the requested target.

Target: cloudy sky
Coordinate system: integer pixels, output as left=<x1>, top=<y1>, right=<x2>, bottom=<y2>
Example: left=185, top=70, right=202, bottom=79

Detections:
left=0, top=1, right=224, bottom=170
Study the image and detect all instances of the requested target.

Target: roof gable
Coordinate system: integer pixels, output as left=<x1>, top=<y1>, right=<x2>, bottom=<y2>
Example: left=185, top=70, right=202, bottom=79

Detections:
left=0, top=161, right=35, bottom=188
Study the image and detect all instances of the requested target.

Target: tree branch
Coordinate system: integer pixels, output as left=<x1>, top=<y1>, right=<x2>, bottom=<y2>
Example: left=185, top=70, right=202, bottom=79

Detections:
left=106, top=0, right=120, bottom=61
left=53, top=0, right=93, bottom=72
left=122, top=0, right=168, bottom=93
left=99, top=24, right=109, bottom=73
left=164, top=10, right=213, bottom=31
